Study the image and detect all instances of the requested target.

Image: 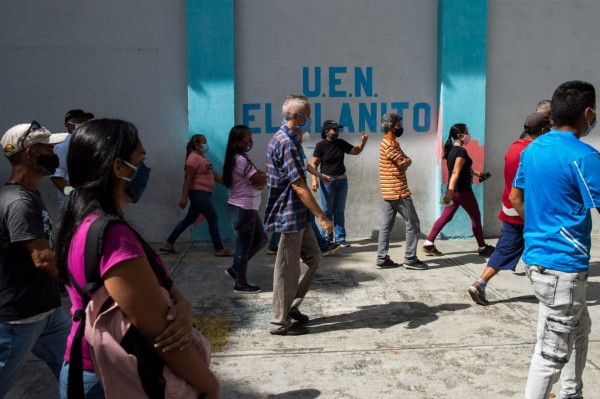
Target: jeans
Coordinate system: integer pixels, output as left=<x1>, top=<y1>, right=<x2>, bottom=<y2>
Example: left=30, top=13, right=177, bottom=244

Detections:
left=269, top=213, right=330, bottom=253
left=377, top=197, right=421, bottom=264
left=166, top=190, right=224, bottom=251
left=319, top=176, right=349, bottom=242
left=59, top=361, right=105, bottom=399
left=0, top=308, right=71, bottom=398
left=524, top=266, right=591, bottom=399
left=226, top=205, right=267, bottom=285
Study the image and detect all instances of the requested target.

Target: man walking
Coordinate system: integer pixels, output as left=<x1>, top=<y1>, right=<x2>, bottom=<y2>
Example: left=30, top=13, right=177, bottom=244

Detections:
left=264, top=95, right=333, bottom=336
left=511, top=81, right=600, bottom=399
left=0, top=122, right=71, bottom=397
left=468, top=112, right=552, bottom=305
left=376, top=113, right=427, bottom=270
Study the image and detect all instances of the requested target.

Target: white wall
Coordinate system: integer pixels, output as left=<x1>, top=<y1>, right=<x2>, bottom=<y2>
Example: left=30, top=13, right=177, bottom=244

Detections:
left=0, top=0, right=189, bottom=241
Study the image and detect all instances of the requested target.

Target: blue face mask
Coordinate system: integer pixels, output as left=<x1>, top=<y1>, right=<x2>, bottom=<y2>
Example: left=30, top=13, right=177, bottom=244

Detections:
left=284, top=113, right=312, bottom=133
left=120, top=160, right=151, bottom=203
left=201, top=143, right=209, bottom=154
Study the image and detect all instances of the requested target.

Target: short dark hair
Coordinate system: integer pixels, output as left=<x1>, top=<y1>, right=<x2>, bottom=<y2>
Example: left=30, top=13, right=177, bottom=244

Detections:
left=551, top=81, right=596, bottom=127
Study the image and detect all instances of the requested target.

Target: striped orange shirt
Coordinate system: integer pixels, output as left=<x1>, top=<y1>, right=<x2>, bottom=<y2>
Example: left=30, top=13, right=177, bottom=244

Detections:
left=379, top=135, right=412, bottom=200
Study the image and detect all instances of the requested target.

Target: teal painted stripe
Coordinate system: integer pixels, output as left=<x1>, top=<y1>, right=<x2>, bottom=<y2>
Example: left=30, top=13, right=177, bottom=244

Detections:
left=436, top=0, right=488, bottom=239
left=187, top=0, right=235, bottom=242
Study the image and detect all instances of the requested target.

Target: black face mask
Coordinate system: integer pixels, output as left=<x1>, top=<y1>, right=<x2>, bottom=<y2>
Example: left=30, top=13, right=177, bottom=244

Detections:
left=32, top=151, right=59, bottom=174
left=393, top=127, right=404, bottom=137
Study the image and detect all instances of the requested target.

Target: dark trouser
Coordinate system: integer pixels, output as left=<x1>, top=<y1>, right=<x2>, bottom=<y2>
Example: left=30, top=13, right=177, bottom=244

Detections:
left=166, top=190, right=224, bottom=251
left=427, top=190, right=485, bottom=247
left=226, top=205, right=267, bottom=285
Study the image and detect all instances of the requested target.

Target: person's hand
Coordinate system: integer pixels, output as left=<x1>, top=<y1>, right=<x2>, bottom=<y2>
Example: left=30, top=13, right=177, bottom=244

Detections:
left=321, top=175, right=332, bottom=185
left=318, top=215, right=334, bottom=236
left=31, top=248, right=58, bottom=278
left=443, top=189, right=454, bottom=205
left=311, top=181, right=318, bottom=192
left=178, top=198, right=188, bottom=209
left=154, top=298, right=193, bottom=352
left=360, top=131, right=368, bottom=144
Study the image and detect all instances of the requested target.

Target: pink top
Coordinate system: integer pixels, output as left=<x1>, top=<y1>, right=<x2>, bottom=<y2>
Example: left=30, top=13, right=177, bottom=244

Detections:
left=186, top=152, right=215, bottom=192
left=64, top=214, right=170, bottom=371
left=227, top=155, right=261, bottom=210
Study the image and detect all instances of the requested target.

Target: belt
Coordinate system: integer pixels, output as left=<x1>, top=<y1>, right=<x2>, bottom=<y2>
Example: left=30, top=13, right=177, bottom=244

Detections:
left=328, top=173, right=347, bottom=180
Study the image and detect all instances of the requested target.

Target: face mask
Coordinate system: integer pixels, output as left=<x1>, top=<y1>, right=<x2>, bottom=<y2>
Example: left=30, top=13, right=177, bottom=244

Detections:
left=242, top=140, right=253, bottom=152
left=32, top=151, right=59, bottom=174
left=327, top=133, right=339, bottom=141
left=582, top=108, right=596, bottom=137
left=393, top=127, right=404, bottom=137
left=287, top=113, right=312, bottom=133
left=119, top=160, right=151, bottom=203
left=461, top=133, right=472, bottom=145
left=200, top=143, right=209, bottom=154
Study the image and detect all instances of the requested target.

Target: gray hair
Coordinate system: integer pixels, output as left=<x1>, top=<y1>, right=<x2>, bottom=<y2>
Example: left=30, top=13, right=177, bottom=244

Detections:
left=536, top=100, right=551, bottom=114
left=282, top=95, right=311, bottom=118
left=381, top=113, right=402, bottom=132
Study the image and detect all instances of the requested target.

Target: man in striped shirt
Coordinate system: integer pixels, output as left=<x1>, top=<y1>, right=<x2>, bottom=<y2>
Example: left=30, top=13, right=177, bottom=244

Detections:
left=376, top=113, right=427, bottom=270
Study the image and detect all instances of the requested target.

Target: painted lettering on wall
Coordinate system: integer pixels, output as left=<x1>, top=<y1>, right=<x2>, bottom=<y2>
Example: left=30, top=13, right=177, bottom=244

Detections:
left=243, top=66, right=432, bottom=134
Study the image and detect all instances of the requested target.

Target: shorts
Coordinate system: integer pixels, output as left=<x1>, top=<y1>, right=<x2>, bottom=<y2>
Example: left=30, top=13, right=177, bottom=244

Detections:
left=488, top=221, right=524, bottom=271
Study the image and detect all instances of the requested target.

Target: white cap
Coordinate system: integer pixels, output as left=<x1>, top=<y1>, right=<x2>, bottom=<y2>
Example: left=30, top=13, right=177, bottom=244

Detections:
left=2, top=121, right=68, bottom=158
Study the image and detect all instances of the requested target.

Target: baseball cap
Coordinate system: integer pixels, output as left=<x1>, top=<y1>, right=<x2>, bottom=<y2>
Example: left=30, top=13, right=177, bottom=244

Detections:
left=322, top=120, right=344, bottom=131
left=2, top=121, right=68, bottom=158
left=64, top=109, right=95, bottom=123
left=522, top=112, right=552, bottom=136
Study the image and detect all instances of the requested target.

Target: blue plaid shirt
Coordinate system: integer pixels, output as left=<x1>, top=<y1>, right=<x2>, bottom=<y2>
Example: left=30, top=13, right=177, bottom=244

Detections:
left=264, top=125, right=308, bottom=233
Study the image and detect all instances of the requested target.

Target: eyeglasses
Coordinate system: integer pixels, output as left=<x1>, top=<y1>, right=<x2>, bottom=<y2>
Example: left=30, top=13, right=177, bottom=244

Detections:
left=19, top=120, right=42, bottom=150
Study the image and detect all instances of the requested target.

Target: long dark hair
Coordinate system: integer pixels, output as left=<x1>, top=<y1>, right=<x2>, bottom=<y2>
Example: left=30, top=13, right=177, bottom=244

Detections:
left=442, top=123, right=467, bottom=159
left=222, top=125, right=254, bottom=188
left=186, top=134, right=204, bottom=159
left=55, top=119, right=140, bottom=284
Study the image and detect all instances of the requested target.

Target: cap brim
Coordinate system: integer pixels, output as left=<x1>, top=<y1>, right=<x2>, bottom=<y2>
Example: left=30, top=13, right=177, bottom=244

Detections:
left=46, top=133, right=69, bottom=145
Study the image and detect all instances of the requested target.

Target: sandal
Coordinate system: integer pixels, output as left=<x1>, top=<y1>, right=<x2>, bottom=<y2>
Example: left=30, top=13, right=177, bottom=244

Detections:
left=159, top=242, right=179, bottom=255
left=214, top=249, right=234, bottom=257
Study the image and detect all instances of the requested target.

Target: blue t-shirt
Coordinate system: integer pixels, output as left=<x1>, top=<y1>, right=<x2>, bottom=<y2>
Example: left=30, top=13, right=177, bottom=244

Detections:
left=513, top=130, right=600, bottom=272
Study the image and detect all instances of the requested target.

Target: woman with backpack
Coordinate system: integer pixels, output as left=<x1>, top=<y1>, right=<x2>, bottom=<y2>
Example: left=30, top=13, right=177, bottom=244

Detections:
left=222, top=125, right=268, bottom=294
left=55, top=119, right=219, bottom=398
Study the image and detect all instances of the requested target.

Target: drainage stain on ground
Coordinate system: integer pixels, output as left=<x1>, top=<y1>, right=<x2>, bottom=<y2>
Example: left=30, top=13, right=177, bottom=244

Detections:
left=193, top=315, right=232, bottom=352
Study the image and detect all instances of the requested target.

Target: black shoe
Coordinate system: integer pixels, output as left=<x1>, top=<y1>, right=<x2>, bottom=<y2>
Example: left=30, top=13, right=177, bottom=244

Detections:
left=225, top=267, right=236, bottom=281
left=376, top=259, right=400, bottom=269
left=422, top=244, right=443, bottom=256
left=288, top=308, right=309, bottom=324
left=321, top=242, right=341, bottom=257
left=478, top=245, right=495, bottom=257
left=404, top=259, right=429, bottom=270
left=337, top=240, right=351, bottom=247
left=468, top=283, right=489, bottom=306
left=269, top=323, right=309, bottom=336
left=233, top=284, right=261, bottom=294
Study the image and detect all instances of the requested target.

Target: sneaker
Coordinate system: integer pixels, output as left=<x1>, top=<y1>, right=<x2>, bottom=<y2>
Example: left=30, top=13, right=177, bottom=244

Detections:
left=288, top=308, right=309, bottom=324
left=337, top=240, right=351, bottom=247
left=321, top=242, right=341, bottom=257
left=376, top=259, right=400, bottom=269
left=478, top=244, right=495, bottom=257
left=266, top=248, right=278, bottom=255
left=225, top=267, right=236, bottom=281
left=422, top=244, right=443, bottom=256
left=233, top=284, right=261, bottom=294
left=468, top=283, right=489, bottom=306
left=269, top=322, right=309, bottom=336
left=404, top=259, right=429, bottom=270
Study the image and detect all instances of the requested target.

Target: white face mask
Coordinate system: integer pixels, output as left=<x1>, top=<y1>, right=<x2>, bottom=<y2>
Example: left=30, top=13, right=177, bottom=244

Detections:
left=582, top=108, right=596, bottom=138
left=461, top=133, right=472, bottom=145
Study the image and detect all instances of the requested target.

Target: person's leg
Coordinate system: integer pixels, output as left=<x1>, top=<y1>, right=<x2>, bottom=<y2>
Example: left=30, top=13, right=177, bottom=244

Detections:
left=425, top=193, right=461, bottom=242
left=376, top=200, right=397, bottom=264
left=318, top=179, right=335, bottom=242
left=289, top=226, right=321, bottom=312
left=474, top=222, right=524, bottom=286
left=524, top=268, right=588, bottom=399
left=247, top=211, right=268, bottom=260
left=332, top=178, right=349, bottom=242
left=165, top=189, right=204, bottom=246
left=31, top=308, right=71, bottom=379
left=270, top=231, right=303, bottom=333
left=59, top=361, right=105, bottom=399
left=394, top=196, right=421, bottom=264
left=226, top=204, right=251, bottom=285
left=457, top=191, right=486, bottom=247
left=196, top=191, right=225, bottom=252
left=268, top=232, right=280, bottom=253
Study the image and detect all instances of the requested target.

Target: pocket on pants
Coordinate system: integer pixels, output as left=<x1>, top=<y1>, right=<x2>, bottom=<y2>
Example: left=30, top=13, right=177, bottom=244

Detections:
left=541, top=316, right=577, bottom=364
left=529, top=270, right=558, bottom=306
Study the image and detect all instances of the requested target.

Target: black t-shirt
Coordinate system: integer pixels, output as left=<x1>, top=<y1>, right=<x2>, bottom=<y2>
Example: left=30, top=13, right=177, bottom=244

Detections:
left=446, top=146, right=473, bottom=192
left=312, top=139, right=354, bottom=176
left=0, top=183, right=60, bottom=321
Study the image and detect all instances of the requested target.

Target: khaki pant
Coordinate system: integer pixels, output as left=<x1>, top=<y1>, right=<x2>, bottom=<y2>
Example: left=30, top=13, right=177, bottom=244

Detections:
left=269, top=226, right=320, bottom=333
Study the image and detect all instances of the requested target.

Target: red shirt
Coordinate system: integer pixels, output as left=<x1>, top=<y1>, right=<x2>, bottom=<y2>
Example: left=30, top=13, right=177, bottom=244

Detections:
left=498, top=139, right=532, bottom=225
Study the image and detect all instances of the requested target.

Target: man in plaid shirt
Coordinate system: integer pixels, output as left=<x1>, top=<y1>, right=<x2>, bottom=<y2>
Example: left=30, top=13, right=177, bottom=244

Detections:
left=264, top=95, right=333, bottom=336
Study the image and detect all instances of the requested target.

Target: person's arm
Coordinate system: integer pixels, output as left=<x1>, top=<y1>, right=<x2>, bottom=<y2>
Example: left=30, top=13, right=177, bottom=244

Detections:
left=305, top=164, right=331, bottom=186
left=104, top=258, right=220, bottom=398
left=249, top=170, right=267, bottom=190
left=291, top=178, right=333, bottom=235
left=509, top=187, right=525, bottom=219
left=349, top=132, right=368, bottom=155
left=179, top=166, right=196, bottom=209
left=443, top=157, right=465, bottom=204
left=470, top=168, right=483, bottom=178
left=22, top=238, right=58, bottom=278
left=154, top=284, right=194, bottom=352
left=213, top=171, right=224, bottom=185
left=385, top=143, right=411, bottom=170
left=50, top=177, right=68, bottom=192
left=310, top=156, right=322, bottom=192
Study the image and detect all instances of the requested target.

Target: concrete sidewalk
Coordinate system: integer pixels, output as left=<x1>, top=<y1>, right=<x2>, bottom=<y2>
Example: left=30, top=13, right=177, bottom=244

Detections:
left=7, top=236, right=600, bottom=398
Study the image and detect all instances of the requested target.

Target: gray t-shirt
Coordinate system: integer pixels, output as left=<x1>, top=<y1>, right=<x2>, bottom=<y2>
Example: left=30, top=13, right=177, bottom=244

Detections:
left=0, top=183, right=60, bottom=321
